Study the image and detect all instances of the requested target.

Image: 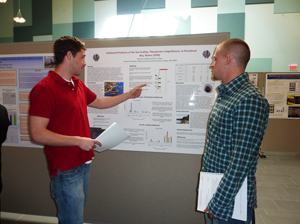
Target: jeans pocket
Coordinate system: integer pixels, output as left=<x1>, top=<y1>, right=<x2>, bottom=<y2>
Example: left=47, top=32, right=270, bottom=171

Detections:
left=60, top=166, right=82, bottom=187
left=61, top=166, right=80, bottom=176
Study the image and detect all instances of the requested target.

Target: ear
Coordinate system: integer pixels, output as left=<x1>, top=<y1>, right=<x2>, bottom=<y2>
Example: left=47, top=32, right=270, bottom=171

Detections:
left=225, top=54, right=232, bottom=65
left=66, top=51, right=73, bottom=61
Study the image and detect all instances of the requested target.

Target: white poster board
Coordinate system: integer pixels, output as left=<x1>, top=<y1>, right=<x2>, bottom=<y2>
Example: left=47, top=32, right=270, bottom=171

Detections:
left=85, top=44, right=219, bottom=154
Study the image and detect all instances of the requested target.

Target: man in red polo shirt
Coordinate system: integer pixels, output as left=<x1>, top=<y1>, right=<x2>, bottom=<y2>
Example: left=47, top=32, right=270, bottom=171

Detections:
left=29, top=36, right=145, bottom=224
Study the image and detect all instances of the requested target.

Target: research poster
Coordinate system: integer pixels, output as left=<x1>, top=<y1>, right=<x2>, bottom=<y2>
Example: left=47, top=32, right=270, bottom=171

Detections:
left=266, top=73, right=300, bottom=118
left=0, top=54, right=54, bottom=148
left=85, top=45, right=218, bottom=154
left=248, top=73, right=258, bottom=87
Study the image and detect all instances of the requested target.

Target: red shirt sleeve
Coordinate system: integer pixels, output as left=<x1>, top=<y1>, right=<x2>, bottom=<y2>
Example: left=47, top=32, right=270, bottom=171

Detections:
left=29, top=84, right=55, bottom=119
left=84, top=83, right=97, bottom=105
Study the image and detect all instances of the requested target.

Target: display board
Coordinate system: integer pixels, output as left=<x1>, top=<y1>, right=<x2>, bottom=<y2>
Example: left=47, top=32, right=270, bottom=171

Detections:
left=85, top=45, right=218, bottom=154
left=0, top=34, right=230, bottom=224
left=0, top=34, right=226, bottom=153
left=265, top=73, right=300, bottom=118
left=0, top=54, right=53, bottom=148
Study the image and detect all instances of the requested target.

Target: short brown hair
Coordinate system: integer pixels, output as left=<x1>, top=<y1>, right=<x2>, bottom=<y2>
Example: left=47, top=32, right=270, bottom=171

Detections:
left=219, top=39, right=250, bottom=69
left=53, top=36, right=86, bottom=66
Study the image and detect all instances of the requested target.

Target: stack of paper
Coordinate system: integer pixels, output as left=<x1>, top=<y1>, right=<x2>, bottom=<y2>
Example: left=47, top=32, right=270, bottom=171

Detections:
left=197, top=172, right=247, bottom=221
left=94, top=122, right=130, bottom=152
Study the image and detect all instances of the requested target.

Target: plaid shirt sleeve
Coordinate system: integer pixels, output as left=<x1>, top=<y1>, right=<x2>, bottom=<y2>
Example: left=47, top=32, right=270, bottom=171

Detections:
left=208, top=95, right=269, bottom=220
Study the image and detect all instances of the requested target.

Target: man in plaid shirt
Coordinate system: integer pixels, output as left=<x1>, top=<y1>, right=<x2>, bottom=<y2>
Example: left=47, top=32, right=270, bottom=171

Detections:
left=202, top=39, right=269, bottom=224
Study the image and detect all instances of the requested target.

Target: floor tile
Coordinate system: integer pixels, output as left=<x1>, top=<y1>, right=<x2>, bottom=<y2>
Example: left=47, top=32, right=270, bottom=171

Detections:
left=18, top=214, right=58, bottom=223
left=257, top=193, right=278, bottom=200
left=261, top=167, right=300, bottom=176
left=257, top=186, right=288, bottom=196
left=273, top=200, right=300, bottom=212
left=256, top=174, right=296, bottom=185
left=257, top=198, right=280, bottom=210
left=276, top=195, right=300, bottom=202
left=264, top=209, right=300, bottom=218
left=289, top=174, right=300, bottom=184
left=260, top=215, right=299, bottom=224
left=282, top=186, right=300, bottom=198
left=255, top=216, right=264, bottom=224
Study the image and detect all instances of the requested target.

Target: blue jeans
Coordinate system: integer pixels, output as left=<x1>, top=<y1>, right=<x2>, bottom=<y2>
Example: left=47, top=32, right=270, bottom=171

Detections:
left=205, top=207, right=254, bottom=224
left=51, top=163, right=90, bottom=224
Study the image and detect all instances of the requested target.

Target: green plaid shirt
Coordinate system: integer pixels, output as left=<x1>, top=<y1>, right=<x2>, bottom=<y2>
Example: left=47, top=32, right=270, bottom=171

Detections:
left=202, top=72, right=269, bottom=221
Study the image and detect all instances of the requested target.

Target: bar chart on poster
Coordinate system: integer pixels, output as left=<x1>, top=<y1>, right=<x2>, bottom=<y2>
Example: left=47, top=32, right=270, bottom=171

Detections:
left=126, top=100, right=151, bottom=115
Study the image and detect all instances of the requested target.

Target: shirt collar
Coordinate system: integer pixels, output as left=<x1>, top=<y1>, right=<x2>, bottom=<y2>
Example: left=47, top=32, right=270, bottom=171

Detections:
left=48, top=70, right=79, bottom=86
left=217, top=72, right=249, bottom=95
left=63, top=77, right=75, bottom=86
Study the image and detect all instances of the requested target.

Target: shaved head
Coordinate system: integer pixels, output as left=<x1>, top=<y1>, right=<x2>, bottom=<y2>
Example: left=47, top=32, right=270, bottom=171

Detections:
left=218, top=39, right=250, bottom=69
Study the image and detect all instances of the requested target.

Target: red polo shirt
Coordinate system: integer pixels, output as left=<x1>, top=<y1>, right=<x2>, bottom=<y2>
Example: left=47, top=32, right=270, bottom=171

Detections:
left=29, top=70, right=97, bottom=176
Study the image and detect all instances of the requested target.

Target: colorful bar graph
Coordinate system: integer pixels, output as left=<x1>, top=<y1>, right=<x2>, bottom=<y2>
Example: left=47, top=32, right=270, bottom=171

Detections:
left=128, top=102, right=150, bottom=114
left=149, top=131, right=172, bottom=144
left=164, top=131, right=172, bottom=143
left=9, top=113, right=17, bottom=126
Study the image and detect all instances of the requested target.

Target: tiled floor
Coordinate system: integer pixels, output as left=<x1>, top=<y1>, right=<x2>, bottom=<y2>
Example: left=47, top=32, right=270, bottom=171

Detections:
left=255, top=151, right=300, bottom=224
left=1, top=152, right=300, bottom=224
left=0, top=212, right=58, bottom=224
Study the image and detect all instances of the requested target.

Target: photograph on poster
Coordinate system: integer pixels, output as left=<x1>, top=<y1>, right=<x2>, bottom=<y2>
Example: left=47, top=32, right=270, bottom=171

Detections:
left=104, top=82, right=124, bottom=96
left=288, top=107, right=300, bottom=117
left=44, top=56, right=55, bottom=68
left=176, top=114, right=189, bottom=124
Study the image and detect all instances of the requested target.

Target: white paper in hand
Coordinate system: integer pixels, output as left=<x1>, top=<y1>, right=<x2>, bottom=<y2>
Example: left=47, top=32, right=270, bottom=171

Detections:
left=94, top=122, right=130, bottom=152
left=197, top=172, right=247, bottom=221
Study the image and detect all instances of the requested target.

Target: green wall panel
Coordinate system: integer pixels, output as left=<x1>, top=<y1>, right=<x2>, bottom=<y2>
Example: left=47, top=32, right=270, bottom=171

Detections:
left=117, top=0, right=140, bottom=15
left=144, top=0, right=165, bottom=9
left=32, top=0, right=52, bottom=35
left=33, top=35, right=53, bottom=42
left=53, top=0, right=73, bottom=24
left=217, top=13, right=245, bottom=39
left=274, top=0, right=300, bottom=14
left=53, top=23, right=73, bottom=40
left=73, top=22, right=95, bottom=39
left=73, top=0, right=94, bottom=23
left=191, top=0, right=218, bottom=8
left=0, top=0, right=13, bottom=38
left=246, top=58, right=272, bottom=72
left=246, top=0, right=274, bottom=4
left=117, top=0, right=165, bottom=15
left=13, top=26, right=33, bottom=42
left=218, top=0, right=245, bottom=13
left=0, top=37, right=14, bottom=43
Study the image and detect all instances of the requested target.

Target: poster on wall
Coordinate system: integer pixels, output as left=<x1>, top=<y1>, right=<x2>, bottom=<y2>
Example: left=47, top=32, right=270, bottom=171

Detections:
left=0, top=54, right=54, bottom=148
left=248, top=73, right=258, bottom=86
left=265, top=73, right=300, bottom=119
left=85, top=44, right=218, bottom=154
